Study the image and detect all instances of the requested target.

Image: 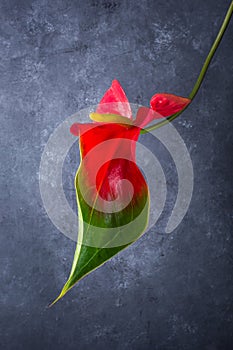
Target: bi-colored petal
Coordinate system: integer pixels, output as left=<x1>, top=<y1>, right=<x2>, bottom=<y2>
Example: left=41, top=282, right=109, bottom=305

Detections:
left=53, top=81, right=150, bottom=304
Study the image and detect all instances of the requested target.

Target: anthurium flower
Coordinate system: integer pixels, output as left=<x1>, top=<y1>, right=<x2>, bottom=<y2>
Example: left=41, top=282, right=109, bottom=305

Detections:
left=150, top=92, right=191, bottom=117
left=52, top=80, right=190, bottom=304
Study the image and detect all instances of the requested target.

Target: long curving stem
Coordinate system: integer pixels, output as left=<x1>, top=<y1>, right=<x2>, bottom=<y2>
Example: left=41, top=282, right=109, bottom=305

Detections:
left=141, top=1, right=233, bottom=134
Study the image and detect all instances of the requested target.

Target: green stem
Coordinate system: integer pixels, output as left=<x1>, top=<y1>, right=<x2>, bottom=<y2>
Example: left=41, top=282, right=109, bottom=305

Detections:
left=141, top=1, right=233, bottom=134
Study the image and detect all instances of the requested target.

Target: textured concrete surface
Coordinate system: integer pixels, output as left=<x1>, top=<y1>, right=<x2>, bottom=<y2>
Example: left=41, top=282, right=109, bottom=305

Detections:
left=0, top=0, right=233, bottom=349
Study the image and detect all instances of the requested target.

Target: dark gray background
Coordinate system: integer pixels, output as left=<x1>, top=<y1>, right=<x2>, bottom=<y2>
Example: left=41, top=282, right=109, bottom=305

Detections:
left=0, top=0, right=232, bottom=349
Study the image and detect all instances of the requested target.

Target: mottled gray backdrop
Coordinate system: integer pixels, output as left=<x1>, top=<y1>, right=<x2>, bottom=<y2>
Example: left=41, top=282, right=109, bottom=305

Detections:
left=0, top=0, right=232, bottom=349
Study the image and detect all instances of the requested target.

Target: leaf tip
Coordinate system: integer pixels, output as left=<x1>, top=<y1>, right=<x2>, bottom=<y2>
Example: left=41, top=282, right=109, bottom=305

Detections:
left=48, top=287, right=69, bottom=307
